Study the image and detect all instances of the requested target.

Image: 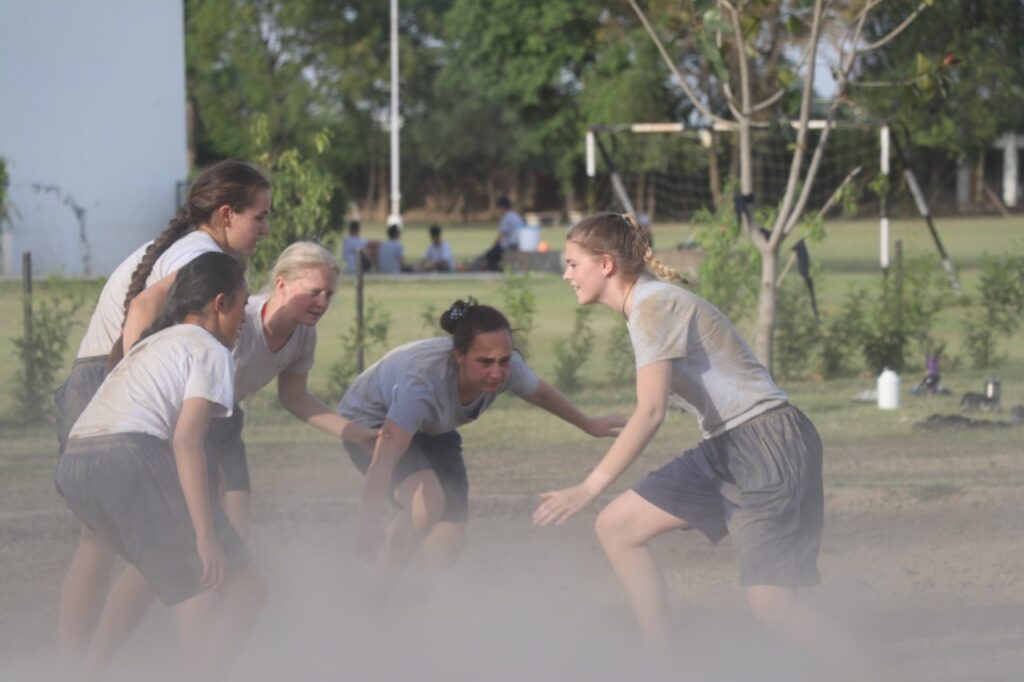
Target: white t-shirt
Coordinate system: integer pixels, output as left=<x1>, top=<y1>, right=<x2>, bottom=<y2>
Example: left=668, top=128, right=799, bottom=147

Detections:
left=76, top=231, right=224, bottom=358
left=627, top=278, right=788, bottom=439
left=70, top=324, right=234, bottom=441
left=422, top=241, right=454, bottom=269
left=338, top=336, right=539, bottom=436
left=233, top=294, right=318, bottom=402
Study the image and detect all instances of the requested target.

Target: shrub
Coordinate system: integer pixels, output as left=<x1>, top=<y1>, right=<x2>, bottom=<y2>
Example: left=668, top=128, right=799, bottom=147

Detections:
left=327, top=298, right=392, bottom=399
left=960, top=248, right=1024, bottom=368
left=11, top=283, right=85, bottom=423
left=501, top=269, right=536, bottom=356
left=552, top=307, right=595, bottom=394
left=773, top=279, right=821, bottom=380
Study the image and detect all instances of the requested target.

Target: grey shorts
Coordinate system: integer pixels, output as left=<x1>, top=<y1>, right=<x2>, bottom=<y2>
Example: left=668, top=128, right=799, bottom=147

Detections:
left=54, top=355, right=108, bottom=455
left=633, top=404, right=823, bottom=588
left=206, top=406, right=249, bottom=492
left=345, top=430, right=468, bottom=523
left=55, top=433, right=251, bottom=606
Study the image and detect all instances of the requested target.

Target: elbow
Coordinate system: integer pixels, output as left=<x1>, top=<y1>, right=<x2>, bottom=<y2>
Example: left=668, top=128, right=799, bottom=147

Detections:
left=635, top=404, right=667, bottom=428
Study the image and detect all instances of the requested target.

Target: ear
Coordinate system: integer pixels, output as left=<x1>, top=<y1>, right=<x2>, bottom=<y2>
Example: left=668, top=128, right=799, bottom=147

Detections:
left=601, top=253, right=616, bottom=277
left=212, top=291, right=231, bottom=314
left=452, top=348, right=465, bottom=367
left=275, top=275, right=288, bottom=294
left=217, top=204, right=233, bottom=228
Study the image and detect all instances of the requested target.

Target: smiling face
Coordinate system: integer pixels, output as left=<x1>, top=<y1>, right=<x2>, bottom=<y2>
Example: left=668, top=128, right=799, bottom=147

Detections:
left=277, top=265, right=338, bottom=326
left=222, top=189, right=271, bottom=256
left=454, top=329, right=514, bottom=395
left=563, top=240, right=612, bottom=305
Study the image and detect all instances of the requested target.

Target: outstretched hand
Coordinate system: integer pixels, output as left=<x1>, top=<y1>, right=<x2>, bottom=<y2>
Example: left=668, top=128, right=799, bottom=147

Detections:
left=586, top=414, right=627, bottom=438
left=532, top=482, right=599, bottom=527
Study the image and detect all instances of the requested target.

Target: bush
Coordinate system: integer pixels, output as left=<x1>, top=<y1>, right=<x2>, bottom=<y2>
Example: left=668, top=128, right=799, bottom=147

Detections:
left=501, top=269, right=536, bottom=356
left=692, top=200, right=759, bottom=325
left=11, top=283, right=85, bottom=423
left=773, top=279, right=821, bottom=380
left=606, top=322, right=636, bottom=385
left=960, top=248, right=1024, bottom=368
left=816, top=292, right=866, bottom=379
left=327, top=299, right=392, bottom=400
left=552, top=307, right=595, bottom=394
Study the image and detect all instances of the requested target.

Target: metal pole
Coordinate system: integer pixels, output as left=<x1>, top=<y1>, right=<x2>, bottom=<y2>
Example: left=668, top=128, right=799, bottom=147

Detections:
left=22, top=252, right=34, bottom=392
left=355, top=248, right=365, bottom=373
left=387, top=0, right=402, bottom=229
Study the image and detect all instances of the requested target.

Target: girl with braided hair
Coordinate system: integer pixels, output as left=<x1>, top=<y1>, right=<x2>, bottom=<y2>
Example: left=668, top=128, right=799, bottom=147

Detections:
left=338, top=299, right=625, bottom=597
left=533, top=212, right=873, bottom=679
left=54, top=159, right=270, bottom=670
left=56, top=252, right=264, bottom=681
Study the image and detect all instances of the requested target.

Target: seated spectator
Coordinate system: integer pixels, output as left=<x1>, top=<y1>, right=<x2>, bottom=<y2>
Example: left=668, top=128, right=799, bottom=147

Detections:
left=342, top=220, right=374, bottom=274
left=419, top=224, right=454, bottom=272
left=378, top=224, right=410, bottom=274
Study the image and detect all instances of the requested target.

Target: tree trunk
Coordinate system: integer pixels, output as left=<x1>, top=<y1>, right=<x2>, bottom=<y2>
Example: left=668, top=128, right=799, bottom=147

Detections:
left=754, top=247, right=778, bottom=372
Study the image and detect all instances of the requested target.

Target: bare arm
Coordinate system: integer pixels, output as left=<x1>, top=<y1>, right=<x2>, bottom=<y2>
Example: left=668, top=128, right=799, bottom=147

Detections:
left=521, top=378, right=625, bottom=437
left=277, top=371, right=378, bottom=451
left=356, top=419, right=414, bottom=559
left=532, top=361, right=672, bottom=526
left=122, top=272, right=177, bottom=351
left=173, top=397, right=225, bottom=590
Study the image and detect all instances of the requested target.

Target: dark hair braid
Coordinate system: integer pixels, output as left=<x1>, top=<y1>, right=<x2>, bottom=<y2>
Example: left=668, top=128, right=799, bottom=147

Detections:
left=439, top=298, right=511, bottom=354
left=122, top=159, right=269, bottom=316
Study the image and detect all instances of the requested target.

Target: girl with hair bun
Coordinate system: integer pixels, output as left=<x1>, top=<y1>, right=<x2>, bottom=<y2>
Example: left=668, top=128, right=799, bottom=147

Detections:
left=534, top=212, right=872, bottom=679
left=56, top=252, right=264, bottom=681
left=338, top=298, right=625, bottom=595
left=54, top=159, right=271, bottom=670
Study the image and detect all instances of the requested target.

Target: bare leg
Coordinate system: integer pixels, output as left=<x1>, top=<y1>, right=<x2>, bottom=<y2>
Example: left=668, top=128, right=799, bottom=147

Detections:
left=77, top=565, right=156, bottom=682
left=420, top=521, right=465, bottom=569
left=58, top=525, right=115, bottom=674
left=174, top=565, right=265, bottom=682
left=221, top=490, right=252, bottom=541
left=595, top=491, right=690, bottom=647
left=746, top=585, right=881, bottom=682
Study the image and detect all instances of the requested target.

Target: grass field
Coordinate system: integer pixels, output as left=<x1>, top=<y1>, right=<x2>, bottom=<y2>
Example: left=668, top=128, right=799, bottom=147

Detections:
left=0, top=215, right=1022, bottom=681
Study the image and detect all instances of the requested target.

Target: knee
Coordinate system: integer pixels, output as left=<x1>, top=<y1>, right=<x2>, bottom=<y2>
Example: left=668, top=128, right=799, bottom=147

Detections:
left=595, top=501, right=635, bottom=549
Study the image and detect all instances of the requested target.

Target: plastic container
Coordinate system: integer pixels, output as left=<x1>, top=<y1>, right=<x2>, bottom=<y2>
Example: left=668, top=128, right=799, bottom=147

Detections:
left=517, top=225, right=541, bottom=252
left=877, top=368, right=900, bottom=410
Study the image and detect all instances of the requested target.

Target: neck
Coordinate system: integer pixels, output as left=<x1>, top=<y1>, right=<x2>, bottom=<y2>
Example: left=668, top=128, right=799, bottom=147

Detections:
left=600, top=276, right=640, bottom=319
left=454, top=366, right=481, bottom=405
left=197, top=223, right=230, bottom=253
left=261, top=294, right=300, bottom=340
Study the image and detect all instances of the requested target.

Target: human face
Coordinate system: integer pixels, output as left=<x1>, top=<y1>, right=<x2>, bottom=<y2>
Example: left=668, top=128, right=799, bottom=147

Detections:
left=278, top=266, right=338, bottom=326
left=454, top=329, right=513, bottom=395
left=223, top=189, right=271, bottom=256
left=211, top=285, right=249, bottom=348
left=563, top=240, right=610, bottom=305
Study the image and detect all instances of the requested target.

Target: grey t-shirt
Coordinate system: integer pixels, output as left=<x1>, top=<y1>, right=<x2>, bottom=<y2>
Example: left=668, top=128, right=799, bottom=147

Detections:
left=338, top=336, right=540, bottom=435
left=628, top=278, right=787, bottom=439
left=378, top=240, right=404, bottom=273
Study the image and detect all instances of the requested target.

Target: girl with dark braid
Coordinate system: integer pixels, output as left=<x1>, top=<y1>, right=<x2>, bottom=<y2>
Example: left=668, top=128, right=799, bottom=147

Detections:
left=54, top=159, right=270, bottom=672
left=534, top=212, right=874, bottom=680
left=56, top=252, right=264, bottom=681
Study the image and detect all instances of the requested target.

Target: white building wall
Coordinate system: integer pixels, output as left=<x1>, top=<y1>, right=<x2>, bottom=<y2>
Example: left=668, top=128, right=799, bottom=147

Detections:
left=0, top=0, right=187, bottom=277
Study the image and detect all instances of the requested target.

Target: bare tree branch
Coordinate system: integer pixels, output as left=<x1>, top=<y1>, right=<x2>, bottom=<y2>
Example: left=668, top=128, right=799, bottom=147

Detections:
left=625, top=0, right=732, bottom=127
left=752, top=88, right=786, bottom=113
left=862, top=1, right=928, bottom=52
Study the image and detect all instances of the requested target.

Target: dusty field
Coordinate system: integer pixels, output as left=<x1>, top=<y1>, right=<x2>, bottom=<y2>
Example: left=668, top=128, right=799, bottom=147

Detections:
left=2, top=409, right=1022, bottom=682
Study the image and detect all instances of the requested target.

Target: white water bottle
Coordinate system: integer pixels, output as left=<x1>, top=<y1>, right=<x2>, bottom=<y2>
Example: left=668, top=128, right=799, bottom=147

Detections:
left=877, top=368, right=900, bottom=410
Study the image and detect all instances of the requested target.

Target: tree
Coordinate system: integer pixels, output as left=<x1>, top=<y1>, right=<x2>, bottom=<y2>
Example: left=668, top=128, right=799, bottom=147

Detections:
left=626, top=0, right=927, bottom=372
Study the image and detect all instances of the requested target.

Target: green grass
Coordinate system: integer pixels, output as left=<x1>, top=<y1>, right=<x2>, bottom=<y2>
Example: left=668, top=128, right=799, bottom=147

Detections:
left=2, top=215, right=1022, bottom=495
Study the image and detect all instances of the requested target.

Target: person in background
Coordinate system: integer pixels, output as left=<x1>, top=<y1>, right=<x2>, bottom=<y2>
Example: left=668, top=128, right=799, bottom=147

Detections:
left=420, top=224, right=454, bottom=272
left=480, top=196, right=523, bottom=271
left=378, top=224, right=410, bottom=274
left=342, top=220, right=373, bottom=274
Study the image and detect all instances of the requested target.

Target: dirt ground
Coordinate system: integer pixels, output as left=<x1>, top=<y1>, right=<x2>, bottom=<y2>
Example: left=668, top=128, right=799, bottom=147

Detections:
left=2, top=430, right=1023, bottom=682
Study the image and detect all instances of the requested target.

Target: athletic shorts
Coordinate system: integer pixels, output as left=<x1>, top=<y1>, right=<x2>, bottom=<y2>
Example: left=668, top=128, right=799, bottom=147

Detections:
left=633, top=404, right=823, bottom=588
left=345, top=430, right=468, bottom=523
left=206, top=406, right=249, bottom=492
left=55, top=433, right=251, bottom=606
left=54, top=355, right=107, bottom=455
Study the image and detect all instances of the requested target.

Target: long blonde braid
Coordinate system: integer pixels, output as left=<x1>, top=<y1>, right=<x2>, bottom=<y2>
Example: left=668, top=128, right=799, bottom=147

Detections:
left=568, top=212, right=685, bottom=284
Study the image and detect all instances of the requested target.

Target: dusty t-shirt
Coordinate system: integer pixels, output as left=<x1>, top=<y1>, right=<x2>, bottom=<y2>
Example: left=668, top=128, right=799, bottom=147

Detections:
left=338, top=336, right=539, bottom=435
left=232, top=294, right=317, bottom=402
left=69, top=324, right=234, bottom=441
left=628, top=278, right=787, bottom=439
left=76, top=231, right=224, bottom=358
